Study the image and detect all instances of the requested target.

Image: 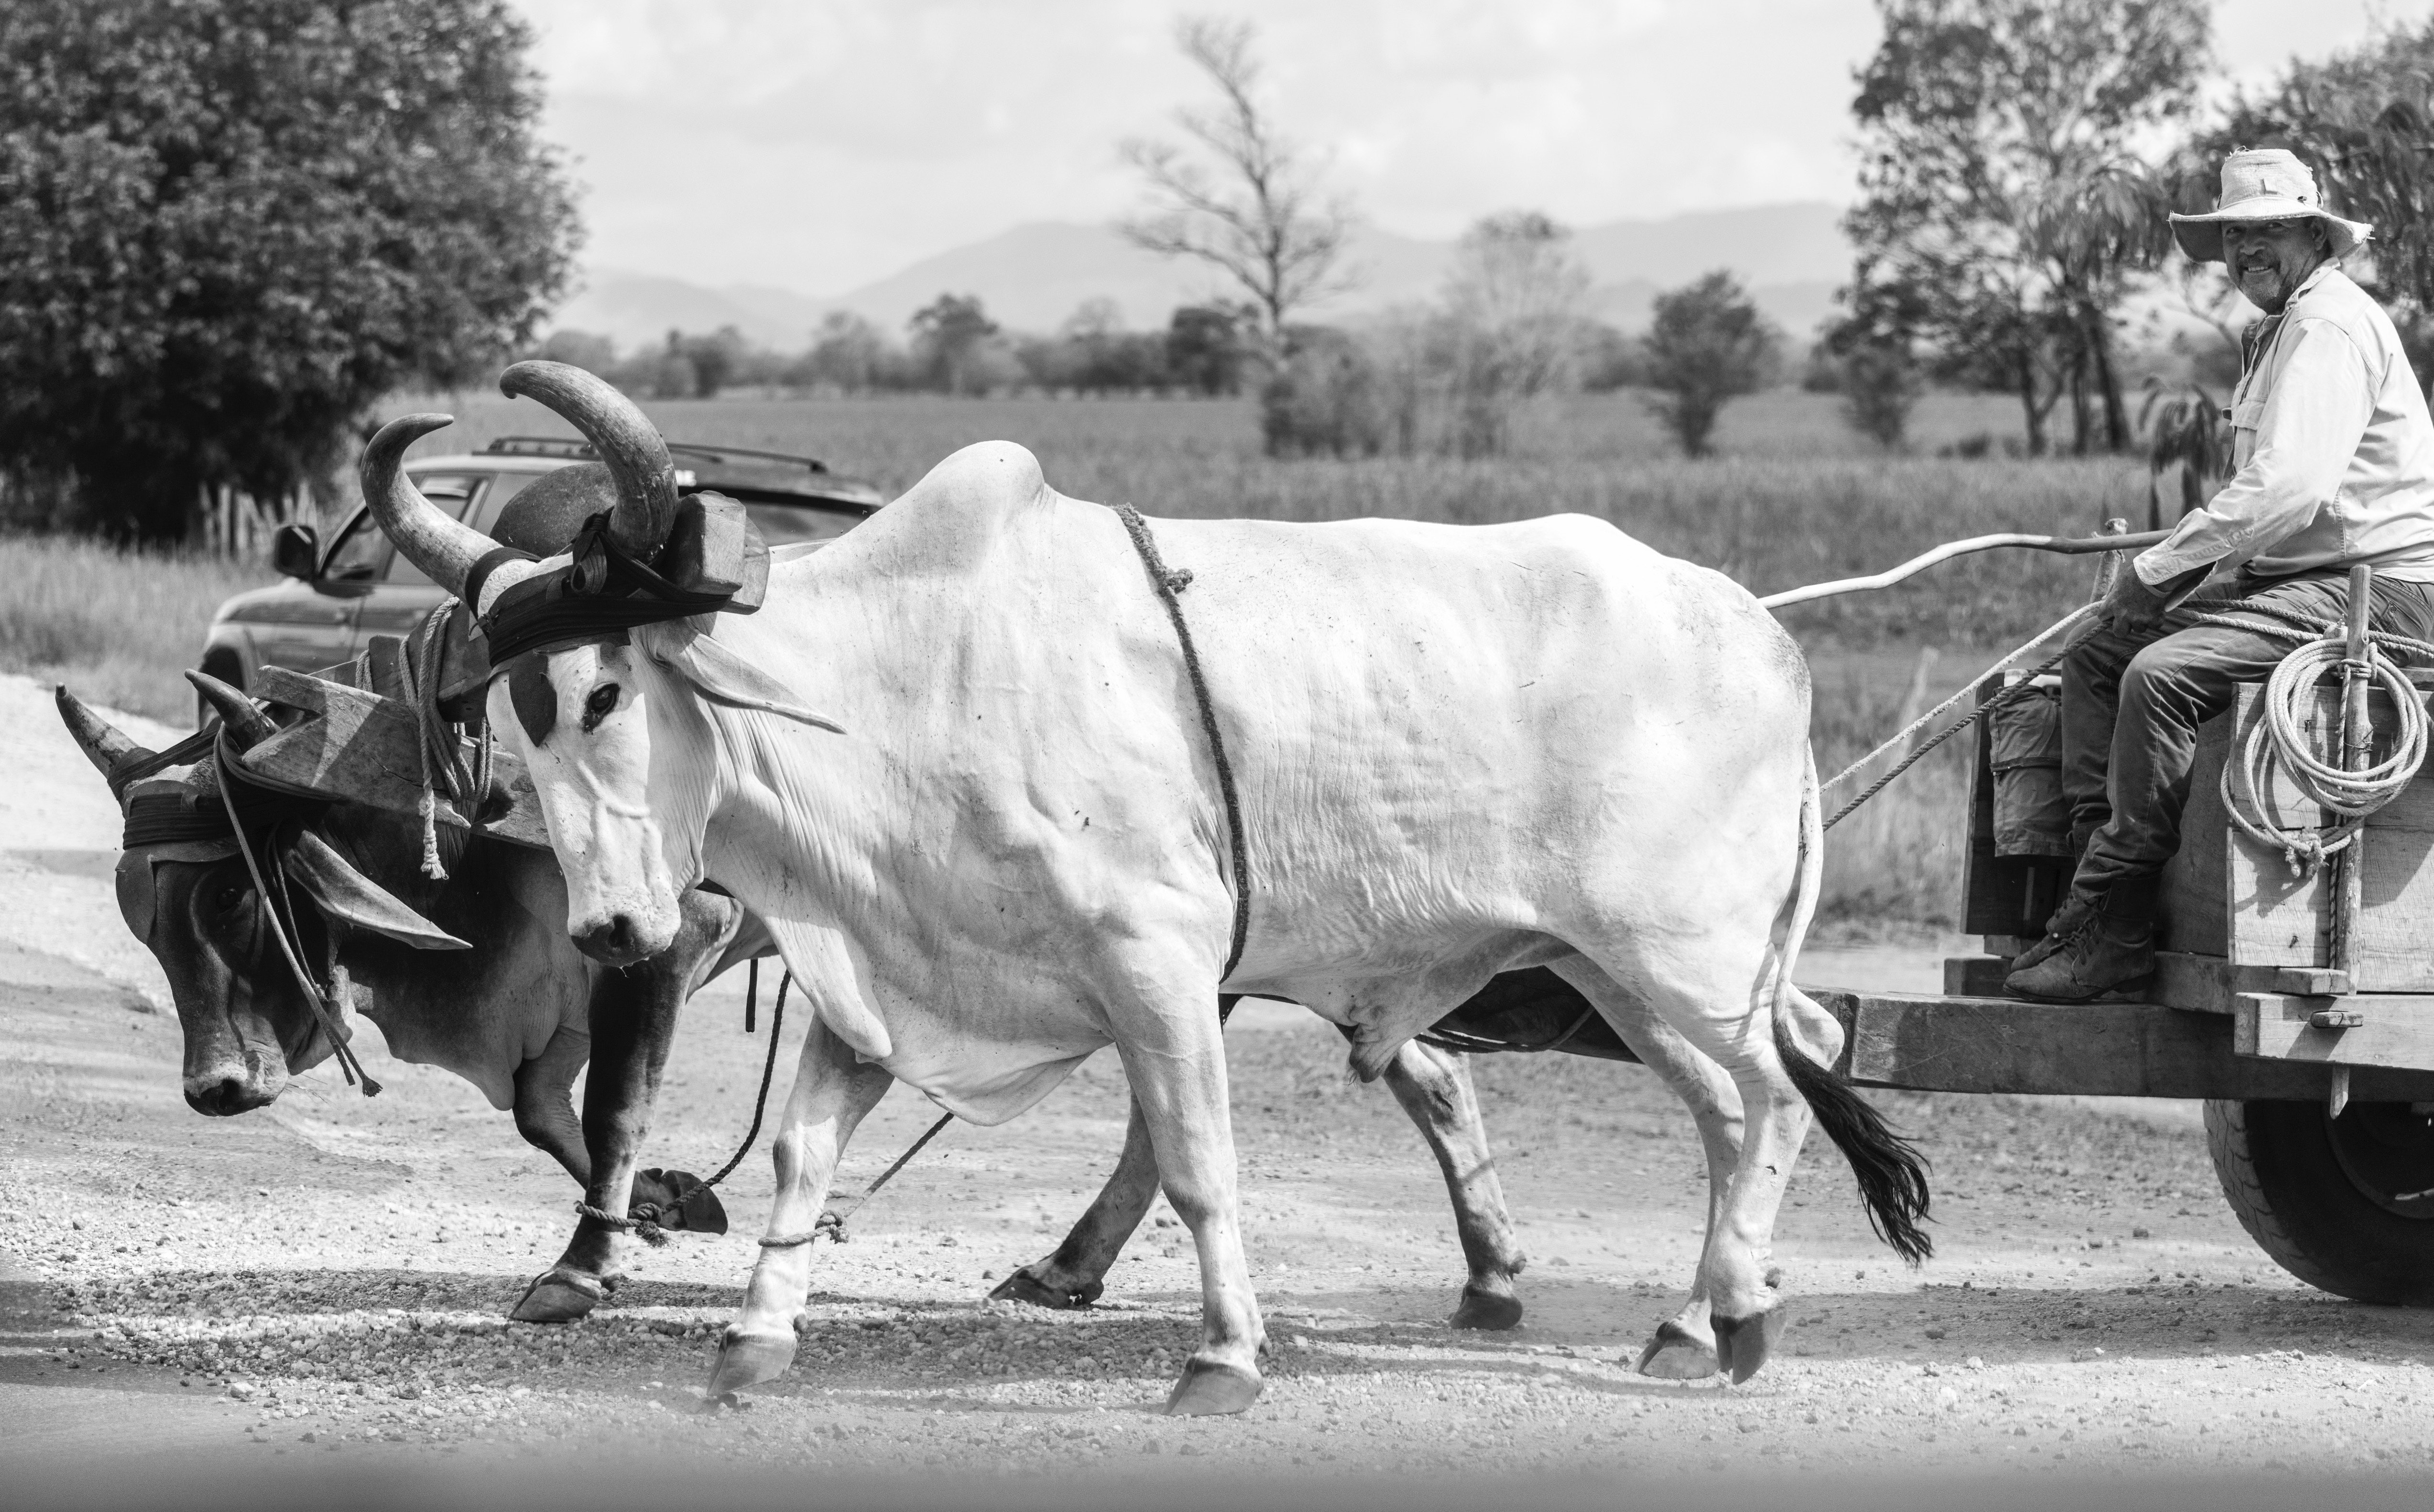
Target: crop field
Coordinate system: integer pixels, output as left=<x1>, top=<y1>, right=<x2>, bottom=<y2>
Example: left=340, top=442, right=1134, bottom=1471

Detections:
left=8, top=389, right=2151, bottom=928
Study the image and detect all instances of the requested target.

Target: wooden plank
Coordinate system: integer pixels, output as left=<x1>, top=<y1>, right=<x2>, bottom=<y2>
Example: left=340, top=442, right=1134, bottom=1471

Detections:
left=1944, top=955, right=2010, bottom=996
left=238, top=669, right=550, bottom=850
left=2147, top=951, right=2349, bottom=1015
left=2234, top=992, right=2434, bottom=1072
left=1810, top=989, right=2434, bottom=1101
left=2159, top=709, right=2233, bottom=955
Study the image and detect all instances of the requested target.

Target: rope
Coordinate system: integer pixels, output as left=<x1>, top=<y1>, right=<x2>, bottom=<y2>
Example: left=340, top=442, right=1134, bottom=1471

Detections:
left=399, top=600, right=488, bottom=880
left=1819, top=603, right=2102, bottom=832
left=212, top=750, right=380, bottom=1097
left=2182, top=606, right=2434, bottom=877
left=1108, top=503, right=1251, bottom=982
left=703, top=969, right=789, bottom=1191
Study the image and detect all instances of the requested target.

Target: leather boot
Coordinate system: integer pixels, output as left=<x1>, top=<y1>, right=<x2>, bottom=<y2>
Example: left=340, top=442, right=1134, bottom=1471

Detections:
left=2004, top=874, right=2159, bottom=1003
left=2009, top=889, right=2093, bottom=975
left=2009, top=825, right=2103, bottom=976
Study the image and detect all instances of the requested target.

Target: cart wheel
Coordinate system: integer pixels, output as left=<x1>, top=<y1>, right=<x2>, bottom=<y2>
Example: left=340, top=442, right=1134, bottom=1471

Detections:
left=2205, top=1098, right=2434, bottom=1304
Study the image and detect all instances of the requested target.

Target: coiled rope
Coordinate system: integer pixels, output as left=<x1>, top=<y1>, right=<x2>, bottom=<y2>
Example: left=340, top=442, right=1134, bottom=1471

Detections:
left=2184, top=602, right=2434, bottom=877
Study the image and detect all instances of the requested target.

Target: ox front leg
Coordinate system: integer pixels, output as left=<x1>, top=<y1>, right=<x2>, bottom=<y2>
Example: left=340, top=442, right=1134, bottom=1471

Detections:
left=1381, top=1040, right=1527, bottom=1330
left=990, top=1096, right=1159, bottom=1311
left=1113, top=995, right=1264, bottom=1416
left=705, top=1020, right=892, bottom=1402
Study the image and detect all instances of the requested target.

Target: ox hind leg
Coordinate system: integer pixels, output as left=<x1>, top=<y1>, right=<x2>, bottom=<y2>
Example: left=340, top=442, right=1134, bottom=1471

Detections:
left=1549, top=957, right=1746, bottom=1378
left=1554, top=925, right=1817, bottom=1384
left=514, top=892, right=739, bottom=1324
left=1379, top=1038, right=1530, bottom=1330
left=991, top=1026, right=1527, bottom=1331
left=706, top=1018, right=892, bottom=1399
left=990, top=1095, right=1158, bottom=1310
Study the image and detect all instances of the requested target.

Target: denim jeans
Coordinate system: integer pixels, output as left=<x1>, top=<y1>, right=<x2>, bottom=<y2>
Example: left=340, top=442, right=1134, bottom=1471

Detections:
left=2061, top=571, right=2434, bottom=896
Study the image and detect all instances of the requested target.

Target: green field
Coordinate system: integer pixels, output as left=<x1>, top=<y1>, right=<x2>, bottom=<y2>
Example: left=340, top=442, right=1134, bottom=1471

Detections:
left=13, top=388, right=2139, bottom=929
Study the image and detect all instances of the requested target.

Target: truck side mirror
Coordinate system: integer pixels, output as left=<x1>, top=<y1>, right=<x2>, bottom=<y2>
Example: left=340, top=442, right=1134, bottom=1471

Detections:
left=272, top=523, right=320, bottom=581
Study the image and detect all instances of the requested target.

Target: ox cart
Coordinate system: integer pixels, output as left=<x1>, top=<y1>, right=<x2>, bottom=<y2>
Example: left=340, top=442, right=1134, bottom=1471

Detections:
left=225, top=523, right=2434, bottom=1310
left=1434, top=529, right=2434, bottom=1306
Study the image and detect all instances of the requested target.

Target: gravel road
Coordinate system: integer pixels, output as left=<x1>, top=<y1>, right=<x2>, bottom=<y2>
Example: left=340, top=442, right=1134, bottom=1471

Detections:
left=4, top=671, right=2433, bottom=1501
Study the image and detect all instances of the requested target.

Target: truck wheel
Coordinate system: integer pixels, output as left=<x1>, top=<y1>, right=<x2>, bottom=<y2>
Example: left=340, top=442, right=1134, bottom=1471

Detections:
left=196, top=650, right=244, bottom=730
left=2205, top=1098, right=2434, bottom=1304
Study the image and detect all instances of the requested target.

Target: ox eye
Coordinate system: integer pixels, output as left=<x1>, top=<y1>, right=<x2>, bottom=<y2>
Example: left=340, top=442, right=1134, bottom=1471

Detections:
left=581, top=683, right=621, bottom=732
left=214, top=882, right=248, bottom=913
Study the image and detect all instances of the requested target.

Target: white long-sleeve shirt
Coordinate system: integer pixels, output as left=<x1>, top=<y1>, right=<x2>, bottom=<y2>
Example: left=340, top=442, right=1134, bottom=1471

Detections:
left=2135, top=264, right=2434, bottom=588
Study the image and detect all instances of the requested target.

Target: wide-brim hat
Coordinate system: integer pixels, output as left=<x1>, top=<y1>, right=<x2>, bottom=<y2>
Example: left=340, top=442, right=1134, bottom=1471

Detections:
left=2171, top=147, right=2373, bottom=264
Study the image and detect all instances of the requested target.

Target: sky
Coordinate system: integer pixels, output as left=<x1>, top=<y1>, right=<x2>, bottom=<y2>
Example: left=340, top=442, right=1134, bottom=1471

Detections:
left=512, top=0, right=2423, bottom=296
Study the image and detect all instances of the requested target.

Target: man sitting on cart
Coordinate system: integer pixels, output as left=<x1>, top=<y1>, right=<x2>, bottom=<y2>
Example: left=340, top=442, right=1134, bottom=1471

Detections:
left=2008, top=148, right=2434, bottom=1003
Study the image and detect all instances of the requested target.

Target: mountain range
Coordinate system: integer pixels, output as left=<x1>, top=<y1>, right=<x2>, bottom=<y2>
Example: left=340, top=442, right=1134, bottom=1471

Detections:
left=551, top=201, right=1851, bottom=352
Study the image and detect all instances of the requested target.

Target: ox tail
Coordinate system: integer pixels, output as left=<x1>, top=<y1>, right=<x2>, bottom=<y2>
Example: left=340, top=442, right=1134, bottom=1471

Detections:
left=1769, top=746, right=1935, bottom=1265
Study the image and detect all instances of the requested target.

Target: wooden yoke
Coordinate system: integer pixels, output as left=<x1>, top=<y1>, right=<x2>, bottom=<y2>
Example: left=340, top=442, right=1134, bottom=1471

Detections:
left=239, top=663, right=551, bottom=850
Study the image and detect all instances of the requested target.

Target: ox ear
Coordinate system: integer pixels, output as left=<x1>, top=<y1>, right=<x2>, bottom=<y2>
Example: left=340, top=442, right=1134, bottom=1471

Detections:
left=278, top=829, right=471, bottom=951
left=633, top=622, right=846, bottom=735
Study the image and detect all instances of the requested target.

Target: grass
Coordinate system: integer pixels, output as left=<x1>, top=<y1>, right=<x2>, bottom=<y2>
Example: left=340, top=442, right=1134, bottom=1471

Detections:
left=1, top=534, right=272, bottom=724
left=12, top=388, right=2125, bottom=925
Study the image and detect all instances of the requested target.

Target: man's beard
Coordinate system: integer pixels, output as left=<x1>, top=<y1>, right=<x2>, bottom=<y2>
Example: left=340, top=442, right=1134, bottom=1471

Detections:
left=2234, top=237, right=2319, bottom=310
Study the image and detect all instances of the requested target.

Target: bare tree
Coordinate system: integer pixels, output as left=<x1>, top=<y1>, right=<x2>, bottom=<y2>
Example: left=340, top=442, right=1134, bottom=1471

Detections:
left=1119, top=16, right=1358, bottom=347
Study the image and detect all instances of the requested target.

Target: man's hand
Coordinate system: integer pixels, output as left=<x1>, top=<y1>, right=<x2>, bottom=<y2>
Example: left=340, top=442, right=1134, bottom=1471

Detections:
left=2103, top=565, right=2174, bottom=638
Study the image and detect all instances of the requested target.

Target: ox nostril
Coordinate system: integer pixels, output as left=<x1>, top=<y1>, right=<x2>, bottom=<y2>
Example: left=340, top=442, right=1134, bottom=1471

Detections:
left=185, top=1075, right=248, bottom=1117
left=577, top=914, right=641, bottom=964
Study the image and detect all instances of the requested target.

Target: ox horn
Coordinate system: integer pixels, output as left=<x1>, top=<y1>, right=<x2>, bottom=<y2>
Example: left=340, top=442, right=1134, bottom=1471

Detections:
left=360, top=412, right=535, bottom=613
left=498, top=361, right=680, bottom=558
left=55, top=685, right=158, bottom=806
left=186, top=671, right=279, bottom=752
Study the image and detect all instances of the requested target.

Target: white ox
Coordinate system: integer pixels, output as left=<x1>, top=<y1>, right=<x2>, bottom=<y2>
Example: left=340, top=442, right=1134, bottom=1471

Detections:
left=367, top=364, right=1929, bottom=1414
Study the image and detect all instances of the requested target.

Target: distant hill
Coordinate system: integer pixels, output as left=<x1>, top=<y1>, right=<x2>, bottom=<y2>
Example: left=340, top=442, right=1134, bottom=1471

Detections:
left=548, top=202, right=1852, bottom=350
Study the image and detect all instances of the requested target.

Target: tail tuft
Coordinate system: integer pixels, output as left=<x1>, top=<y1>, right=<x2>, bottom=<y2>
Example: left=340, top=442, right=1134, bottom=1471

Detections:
left=1773, top=1016, right=1934, bottom=1264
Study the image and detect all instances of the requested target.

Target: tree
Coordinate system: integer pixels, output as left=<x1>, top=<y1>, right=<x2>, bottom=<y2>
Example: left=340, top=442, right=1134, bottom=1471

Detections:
left=908, top=294, right=1001, bottom=394
left=2179, top=19, right=2434, bottom=384
left=1820, top=261, right=1928, bottom=449
left=1641, top=272, right=1783, bottom=458
left=0, top=0, right=580, bottom=541
left=793, top=312, right=895, bottom=393
left=666, top=326, right=750, bottom=399
left=1842, top=0, right=2208, bottom=456
left=1166, top=305, right=1251, bottom=396
left=1438, top=212, right=1592, bottom=457
left=1119, top=17, right=1359, bottom=349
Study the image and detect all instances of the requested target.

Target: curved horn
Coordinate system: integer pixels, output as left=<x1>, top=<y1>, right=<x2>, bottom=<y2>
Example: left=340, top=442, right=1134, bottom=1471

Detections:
left=55, top=685, right=157, bottom=805
left=498, top=361, right=680, bottom=556
left=185, top=670, right=277, bottom=751
left=361, top=413, right=488, bottom=598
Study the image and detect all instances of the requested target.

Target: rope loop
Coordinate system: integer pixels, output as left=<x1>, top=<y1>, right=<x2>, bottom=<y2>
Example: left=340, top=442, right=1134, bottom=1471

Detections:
left=2200, top=614, right=2431, bottom=877
left=575, top=1201, right=671, bottom=1247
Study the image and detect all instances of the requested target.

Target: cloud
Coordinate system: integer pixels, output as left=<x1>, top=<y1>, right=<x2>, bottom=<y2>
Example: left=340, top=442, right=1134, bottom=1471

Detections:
left=509, top=0, right=2410, bottom=295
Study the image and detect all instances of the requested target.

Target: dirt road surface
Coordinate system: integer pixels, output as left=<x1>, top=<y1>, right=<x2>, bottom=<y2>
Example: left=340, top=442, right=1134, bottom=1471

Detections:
left=5, top=671, right=2433, bottom=1505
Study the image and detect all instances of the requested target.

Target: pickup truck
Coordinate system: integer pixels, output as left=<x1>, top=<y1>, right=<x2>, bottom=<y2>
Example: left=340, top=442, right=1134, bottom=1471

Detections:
left=198, top=435, right=885, bottom=720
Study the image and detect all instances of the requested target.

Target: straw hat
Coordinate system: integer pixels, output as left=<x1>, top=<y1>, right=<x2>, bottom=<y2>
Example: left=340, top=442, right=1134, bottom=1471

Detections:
left=2171, top=148, right=2373, bottom=263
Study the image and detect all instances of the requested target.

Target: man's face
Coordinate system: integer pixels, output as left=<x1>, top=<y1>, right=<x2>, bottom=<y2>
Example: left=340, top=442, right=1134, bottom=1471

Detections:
left=2221, top=219, right=2329, bottom=313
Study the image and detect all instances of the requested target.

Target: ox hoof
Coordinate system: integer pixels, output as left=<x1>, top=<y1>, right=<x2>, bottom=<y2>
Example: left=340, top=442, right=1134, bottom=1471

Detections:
left=509, top=1268, right=605, bottom=1324
left=704, top=1329, right=797, bottom=1398
left=1711, top=1309, right=1787, bottom=1385
left=1165, top=1357, right=1262, bottom=1417
left=1633, top=1320, right=1719, bottom=1380
left=1449, top=1282, right=1524, bottom=1331
left=988, top=1267, right=1100, bottom=1311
